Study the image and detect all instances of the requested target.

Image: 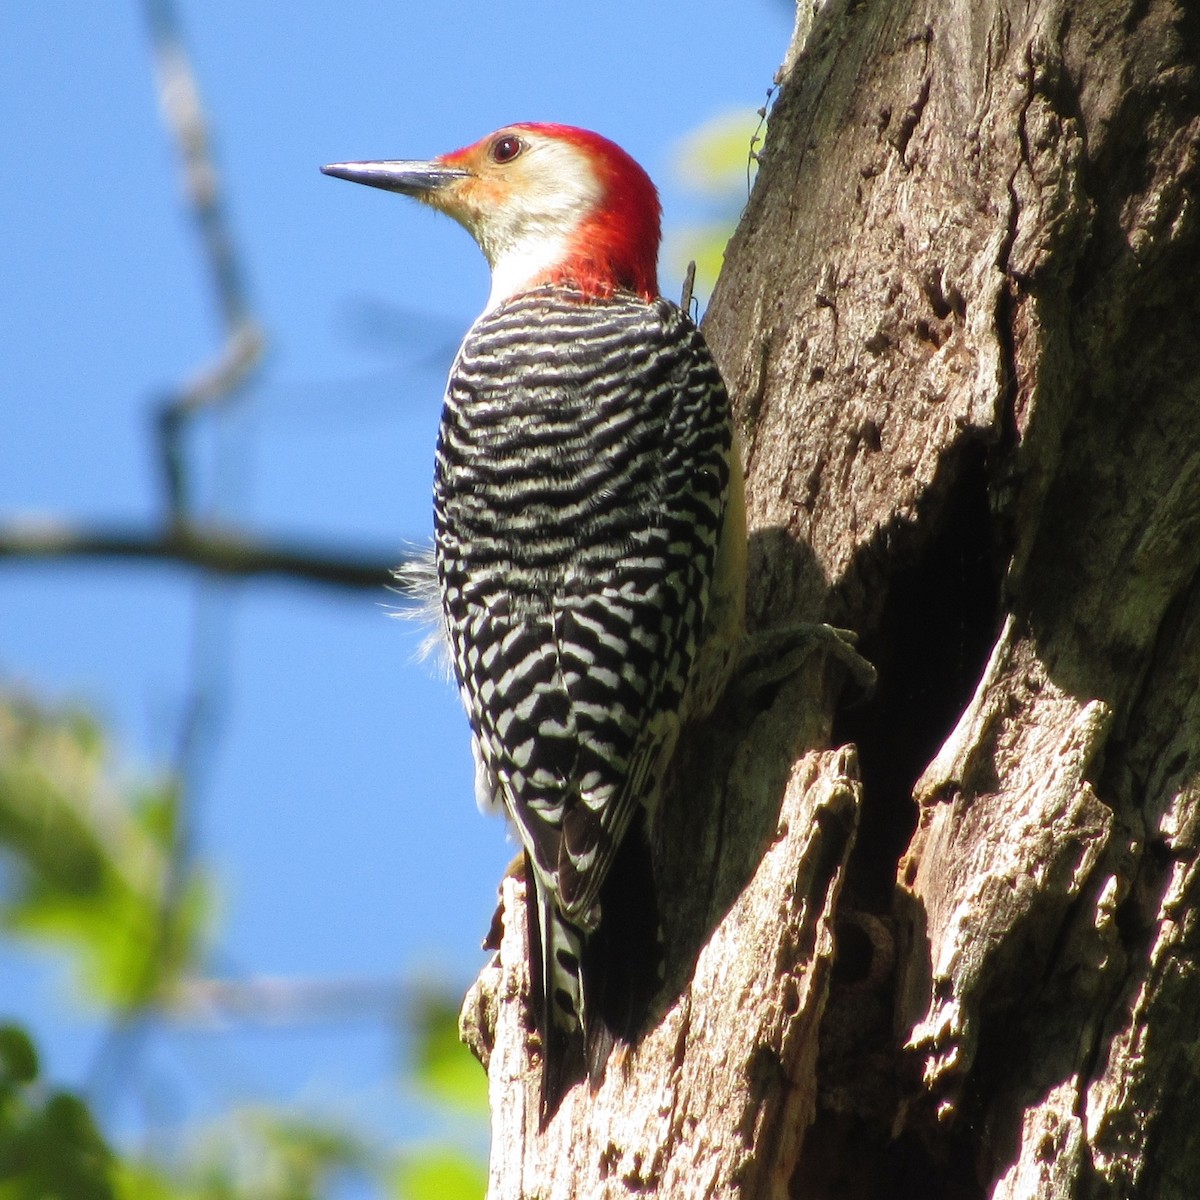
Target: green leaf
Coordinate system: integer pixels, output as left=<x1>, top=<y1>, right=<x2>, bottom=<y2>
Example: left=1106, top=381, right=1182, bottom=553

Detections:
left=0, top=1026, right=38, bottom=1086
left=0, top=1072, right=115, bottom=1200
left=666, top=109, right=766, bottom=305
left=111, top=1162, right=187, bottom=1200
left=393, top=1148, right=486, bottom=1200
left=410, top=991, right=488, bottom=1115
left=674, top=109, right=764, bottom=196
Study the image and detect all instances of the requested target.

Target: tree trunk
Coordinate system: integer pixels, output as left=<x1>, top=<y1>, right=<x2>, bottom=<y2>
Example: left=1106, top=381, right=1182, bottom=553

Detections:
left=461, top=0, right=1200, bottom=1195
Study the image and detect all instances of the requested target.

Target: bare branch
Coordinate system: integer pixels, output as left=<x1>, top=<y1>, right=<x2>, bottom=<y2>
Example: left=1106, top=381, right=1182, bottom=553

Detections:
left=143, top=0, right=258, bottom=355
left=0, top=519, right=403, bottom=592
left=172, top=974, right=411, bottom=1025
left=142, top=0, right=265, bottom=518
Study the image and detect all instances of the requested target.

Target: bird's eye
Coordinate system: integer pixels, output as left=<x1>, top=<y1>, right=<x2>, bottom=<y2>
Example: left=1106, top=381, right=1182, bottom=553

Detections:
left=491, top=135, right=523, bottom=164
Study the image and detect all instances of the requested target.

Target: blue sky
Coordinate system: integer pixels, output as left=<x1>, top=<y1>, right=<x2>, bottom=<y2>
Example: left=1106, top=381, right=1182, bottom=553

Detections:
left=1, top=0, right=792, bottom=1159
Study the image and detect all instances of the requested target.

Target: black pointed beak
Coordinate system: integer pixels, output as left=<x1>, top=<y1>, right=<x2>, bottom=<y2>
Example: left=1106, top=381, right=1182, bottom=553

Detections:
left=320, top=160, right=470, bottom=196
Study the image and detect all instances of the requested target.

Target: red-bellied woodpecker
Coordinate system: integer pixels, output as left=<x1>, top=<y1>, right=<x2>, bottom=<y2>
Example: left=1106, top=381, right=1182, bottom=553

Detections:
left=322, top=124, right=747, bottom=1117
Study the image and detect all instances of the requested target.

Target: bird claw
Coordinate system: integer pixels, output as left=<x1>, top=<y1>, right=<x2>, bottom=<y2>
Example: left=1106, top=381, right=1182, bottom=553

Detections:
left=732, top=622, right=876, bottom=704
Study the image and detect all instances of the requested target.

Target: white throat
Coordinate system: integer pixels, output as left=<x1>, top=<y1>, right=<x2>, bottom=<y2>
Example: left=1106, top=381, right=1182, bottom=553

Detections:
left=471, top=139, right=603, bottom=312
left=484, top=229, right=578, bottom=311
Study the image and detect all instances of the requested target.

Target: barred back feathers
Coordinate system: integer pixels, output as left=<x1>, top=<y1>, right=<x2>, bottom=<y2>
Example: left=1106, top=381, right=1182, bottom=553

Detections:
left=433, top=285, right=735, bottom=1114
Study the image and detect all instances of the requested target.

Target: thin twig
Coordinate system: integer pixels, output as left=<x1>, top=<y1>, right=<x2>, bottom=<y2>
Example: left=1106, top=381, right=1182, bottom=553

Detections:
left=681, top=260, right=697, bottom=317
left=144, top=0, right=264, bottom=518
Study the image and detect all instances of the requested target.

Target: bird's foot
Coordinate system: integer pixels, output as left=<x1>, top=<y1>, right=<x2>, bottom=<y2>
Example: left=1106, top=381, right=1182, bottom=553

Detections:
left=732, top=622, right=876, bottom=705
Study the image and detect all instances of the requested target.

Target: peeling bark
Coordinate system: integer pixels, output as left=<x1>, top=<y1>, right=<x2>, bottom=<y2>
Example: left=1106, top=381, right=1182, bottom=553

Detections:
left=466, top=737, right=862, bottom=1199
left=467, top=0, right=1200, bottom=1194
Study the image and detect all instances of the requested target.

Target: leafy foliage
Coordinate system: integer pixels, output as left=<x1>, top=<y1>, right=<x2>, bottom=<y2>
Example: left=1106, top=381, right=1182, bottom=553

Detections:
left=392, top=1147, right=487, bottom=1200
left=410, top=990, right=488, bottom=1116
left=0, top=695, right=486, bottom=1198
left=668, top=110, right=765, bottom=303
left=0, top=697, right=211, bottom=1010
left=0, top=1022, right=115, bottom=1200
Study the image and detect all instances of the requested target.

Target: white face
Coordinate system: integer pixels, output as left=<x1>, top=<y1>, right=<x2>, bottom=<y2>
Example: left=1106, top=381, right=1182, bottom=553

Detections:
left=434, top=132, right=604, bottom=311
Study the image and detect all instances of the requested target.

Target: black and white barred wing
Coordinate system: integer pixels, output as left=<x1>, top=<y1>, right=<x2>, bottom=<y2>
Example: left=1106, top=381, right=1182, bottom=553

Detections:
left=434, top=289, right=731, bottom=921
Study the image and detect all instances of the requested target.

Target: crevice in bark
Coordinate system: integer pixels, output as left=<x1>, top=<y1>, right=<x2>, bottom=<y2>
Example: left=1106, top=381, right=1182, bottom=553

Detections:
left=793, top=1109, right=985, bottom=1200
left=889, top=62, right=932, bottom=167
left=786, top=444, right=1007, bottom=1198
left=834, top=442, right=1005, bottom=912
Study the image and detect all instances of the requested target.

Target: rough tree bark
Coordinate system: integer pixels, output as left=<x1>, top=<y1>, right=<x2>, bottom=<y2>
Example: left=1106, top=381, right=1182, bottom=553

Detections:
left=461, top=0, right=1200, bottom=1195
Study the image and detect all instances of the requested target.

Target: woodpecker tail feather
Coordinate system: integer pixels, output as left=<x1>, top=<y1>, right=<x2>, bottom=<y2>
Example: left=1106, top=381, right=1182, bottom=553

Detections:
left=528, top=824, right=663, bottom=1123
left=528, top=864, right=587, bottom=1124
left=583, top=817, right=662, bottom=1084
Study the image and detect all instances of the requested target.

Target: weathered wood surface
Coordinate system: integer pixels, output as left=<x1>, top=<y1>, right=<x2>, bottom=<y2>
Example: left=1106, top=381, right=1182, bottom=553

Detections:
left=468, top=0, right=1200, bottom=1194
left=464, top=739, right=860, bottom=1199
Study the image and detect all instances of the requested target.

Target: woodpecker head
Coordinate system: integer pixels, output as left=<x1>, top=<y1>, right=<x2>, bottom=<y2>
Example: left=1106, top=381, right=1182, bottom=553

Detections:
left=322, top=124, right=662, bottom=310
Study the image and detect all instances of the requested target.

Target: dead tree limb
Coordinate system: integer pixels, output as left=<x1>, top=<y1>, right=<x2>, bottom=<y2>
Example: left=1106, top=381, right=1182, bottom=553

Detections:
left=0, top=521, right=401, bottom=592
left=465, top=0, right=1200, bottom=1196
